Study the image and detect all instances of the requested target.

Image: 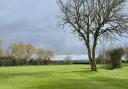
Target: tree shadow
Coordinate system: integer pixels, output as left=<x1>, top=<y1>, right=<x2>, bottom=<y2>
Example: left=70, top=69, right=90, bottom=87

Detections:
left=0, top=71, right=53, bottom=80
left=71, top=69, right=94, bottom=74
left=122, top=63, right=128, bottom=67
left=25, top=76, right=128, bottom=89
left=93, top=77, right=128, bottom=88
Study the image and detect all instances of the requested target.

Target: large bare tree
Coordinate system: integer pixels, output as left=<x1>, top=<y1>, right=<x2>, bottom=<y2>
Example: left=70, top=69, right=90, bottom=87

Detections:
left=58, top=0, right=128, bottom=71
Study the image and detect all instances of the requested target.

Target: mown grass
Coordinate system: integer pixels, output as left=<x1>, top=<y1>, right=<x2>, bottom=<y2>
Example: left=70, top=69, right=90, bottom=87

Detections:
left=0, top=64, right=128, bottom=89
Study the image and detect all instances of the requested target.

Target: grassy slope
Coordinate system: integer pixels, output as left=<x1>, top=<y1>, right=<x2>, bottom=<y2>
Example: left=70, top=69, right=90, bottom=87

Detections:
left=0, top=64, right=128, bottom=89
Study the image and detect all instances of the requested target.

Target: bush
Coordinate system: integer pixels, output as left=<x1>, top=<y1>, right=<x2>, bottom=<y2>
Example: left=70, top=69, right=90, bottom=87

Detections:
left=97, top=47, right=124, bottom=70
left=0, top=56, right=17, bottom=66
left=43, top=59, right=51, bottom=65
left=110, top=48, right=124, bottom=69
left=0, top=56, right=53, bottom=66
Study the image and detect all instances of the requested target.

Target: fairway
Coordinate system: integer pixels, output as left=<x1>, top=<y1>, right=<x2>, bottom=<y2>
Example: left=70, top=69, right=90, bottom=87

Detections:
left=0, top=65, right=128, bottom=89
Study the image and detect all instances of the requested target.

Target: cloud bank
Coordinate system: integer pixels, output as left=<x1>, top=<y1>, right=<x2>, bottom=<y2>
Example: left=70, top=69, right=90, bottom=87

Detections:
left=0, top=0, right=86, bottom=55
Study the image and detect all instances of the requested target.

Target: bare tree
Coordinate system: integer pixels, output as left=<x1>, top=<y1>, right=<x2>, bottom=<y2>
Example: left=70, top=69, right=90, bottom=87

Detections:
left=10, top=43, right=25, bottom=59
left=10, top=43, right=35, bottom=61
left=36, top=49, right=54, bottom=65
left=25, top=44, right=35, bottom=61
left=36, top=48, right=45, bottom=59
left=44, top=49, right=54, bottom=60
left=58, top=0, right=128, bottom=71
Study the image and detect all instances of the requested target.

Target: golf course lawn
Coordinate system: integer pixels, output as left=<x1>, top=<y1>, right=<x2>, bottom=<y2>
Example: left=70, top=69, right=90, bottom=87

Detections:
left=0, top=64, right=128, bottom=89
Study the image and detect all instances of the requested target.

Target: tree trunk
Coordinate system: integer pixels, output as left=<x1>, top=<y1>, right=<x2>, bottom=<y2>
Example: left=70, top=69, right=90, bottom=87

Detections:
left=91, top=47, right=97, bottom=71
left=86, top=30, right=98, bottom=71
left=90, top=59, right=97, bottom=71
left=86, top=44, right=97, bottom=71
left=91, top=33, right=98, bottom=71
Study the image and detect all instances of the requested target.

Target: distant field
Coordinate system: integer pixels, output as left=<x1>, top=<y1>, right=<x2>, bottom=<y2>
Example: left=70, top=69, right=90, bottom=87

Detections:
left=0, top=64, right=128, bottom=89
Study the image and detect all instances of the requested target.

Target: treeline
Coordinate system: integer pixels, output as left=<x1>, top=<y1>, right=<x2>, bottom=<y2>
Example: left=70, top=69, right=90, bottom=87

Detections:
left=0, top=42, right=54, bottom=66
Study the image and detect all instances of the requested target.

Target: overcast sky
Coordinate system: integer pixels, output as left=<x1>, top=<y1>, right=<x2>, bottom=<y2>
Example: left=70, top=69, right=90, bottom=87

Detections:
left=0, top=0, right=128, bottom=55
left=0, top=0, right=87, bottom=55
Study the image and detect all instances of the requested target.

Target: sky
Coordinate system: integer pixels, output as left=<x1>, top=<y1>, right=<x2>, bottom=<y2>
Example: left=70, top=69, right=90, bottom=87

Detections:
left=0, top=0, right=127, bottom=55
left=0, top=0, right=86, bottom=55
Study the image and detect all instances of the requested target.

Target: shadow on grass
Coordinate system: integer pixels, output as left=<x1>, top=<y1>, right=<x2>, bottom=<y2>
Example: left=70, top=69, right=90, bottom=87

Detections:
left=71, top=69, right=93, bottom=74
left=80, top=64, right=112, bottom=70
left=25, top=76, right=128, bottom=89
left=93, top=77, right=128, bottom=88
left=122, top=63, right=128, bottom=67
left=0, top=70, right=82, bottom=80
left=0, top=71, right=53, bottom=80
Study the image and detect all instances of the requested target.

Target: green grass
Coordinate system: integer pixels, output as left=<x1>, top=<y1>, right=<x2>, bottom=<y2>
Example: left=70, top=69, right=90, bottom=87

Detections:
left=0, top=64, right=128, bottom=89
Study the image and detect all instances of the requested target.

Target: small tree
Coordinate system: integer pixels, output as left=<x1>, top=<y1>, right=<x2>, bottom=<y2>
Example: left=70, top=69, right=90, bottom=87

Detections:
left=110, top=48, right=124, bottom=69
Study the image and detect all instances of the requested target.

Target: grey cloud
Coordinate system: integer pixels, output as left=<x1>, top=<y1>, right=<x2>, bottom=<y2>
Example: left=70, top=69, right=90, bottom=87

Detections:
left=0, top=0, right=86, bottom=55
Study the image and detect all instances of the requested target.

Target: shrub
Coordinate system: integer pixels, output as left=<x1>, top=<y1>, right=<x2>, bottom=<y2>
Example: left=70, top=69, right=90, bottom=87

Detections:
left=110, top=48, right=124, bottom=69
